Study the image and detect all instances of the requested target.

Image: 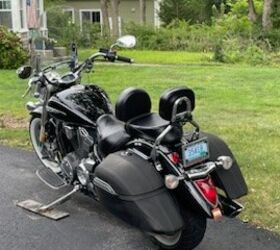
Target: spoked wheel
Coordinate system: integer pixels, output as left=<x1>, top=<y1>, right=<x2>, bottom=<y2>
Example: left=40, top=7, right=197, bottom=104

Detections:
left=152, top=209, right=207, bottom=250
left=29, top=116, right=61, bottom=173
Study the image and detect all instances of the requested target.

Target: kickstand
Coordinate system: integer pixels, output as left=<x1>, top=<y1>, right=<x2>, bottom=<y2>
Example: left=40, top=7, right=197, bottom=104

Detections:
left=17, top=185, right=81, bottom=220
left=39, top=185, right=81, bottom=212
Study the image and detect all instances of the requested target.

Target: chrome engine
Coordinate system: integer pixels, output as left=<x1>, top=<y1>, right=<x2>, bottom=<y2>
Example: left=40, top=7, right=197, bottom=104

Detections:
left=60, top=126, right=97, bottom=185
left=60, top=152, right=80, bottom=184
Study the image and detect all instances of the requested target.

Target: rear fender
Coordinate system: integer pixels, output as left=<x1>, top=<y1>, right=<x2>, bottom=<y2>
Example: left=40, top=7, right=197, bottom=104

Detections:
left=200, top=132, right=248, bottom=199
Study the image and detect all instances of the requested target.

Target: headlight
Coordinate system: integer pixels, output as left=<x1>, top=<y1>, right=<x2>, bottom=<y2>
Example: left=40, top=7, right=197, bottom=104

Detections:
left=77, top=163, right=89, bottom=186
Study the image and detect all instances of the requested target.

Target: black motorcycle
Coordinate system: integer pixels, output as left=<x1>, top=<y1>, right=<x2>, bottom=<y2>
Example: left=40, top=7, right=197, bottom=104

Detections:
left=17, top=35, right=248, bottom=250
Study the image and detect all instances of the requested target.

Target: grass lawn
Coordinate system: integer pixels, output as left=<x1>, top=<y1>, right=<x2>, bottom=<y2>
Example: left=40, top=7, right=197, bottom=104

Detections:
left=79, top=49, right=213, bottom=65
left=0, top=50, right=280, bottom=234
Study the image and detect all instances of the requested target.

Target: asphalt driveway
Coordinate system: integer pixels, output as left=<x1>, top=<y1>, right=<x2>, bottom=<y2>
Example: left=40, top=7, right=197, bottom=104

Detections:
left=0, top=145, right=279, bottom=250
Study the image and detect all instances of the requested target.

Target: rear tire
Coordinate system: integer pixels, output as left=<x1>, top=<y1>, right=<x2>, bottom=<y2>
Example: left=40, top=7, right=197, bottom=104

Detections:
left=153, top=209, right=207, bottom=250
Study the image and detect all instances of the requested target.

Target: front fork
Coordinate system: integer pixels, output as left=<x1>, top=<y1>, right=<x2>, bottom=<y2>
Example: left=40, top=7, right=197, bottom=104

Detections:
left=39, top=85, right=52, bottom=143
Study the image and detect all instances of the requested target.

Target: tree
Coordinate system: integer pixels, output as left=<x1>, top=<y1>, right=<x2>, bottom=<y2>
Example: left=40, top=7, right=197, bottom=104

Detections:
left=248, top=0, right=257, bottom=23
left=44, top=0, right=64, bottom=9
left=159, top=0, right=226, bottom=25
left=262, top=0, right=274, bottom=31
left=100, top=0, right=110, bottom=37
left=111, top=0, right=120, bottom=38
left=139, top=0, right=146, bottom=24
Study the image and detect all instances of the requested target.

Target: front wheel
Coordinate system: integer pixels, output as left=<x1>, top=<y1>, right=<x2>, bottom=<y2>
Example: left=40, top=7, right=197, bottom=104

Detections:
left=152, top=209, right=207, bottom=250
left=29, top=116, right=61, bottom=173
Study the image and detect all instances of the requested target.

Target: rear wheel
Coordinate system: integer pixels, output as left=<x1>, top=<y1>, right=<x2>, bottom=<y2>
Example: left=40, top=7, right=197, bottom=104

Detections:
left=152, top=209, right=207, bottom=250
left=29, top=116, right=61, bottom=173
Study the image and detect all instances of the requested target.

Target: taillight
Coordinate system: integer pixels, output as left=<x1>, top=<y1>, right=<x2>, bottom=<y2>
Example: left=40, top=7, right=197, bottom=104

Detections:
left=194, top=176, right=218, bottom=207
left=169, top=152, right=180, bottom=164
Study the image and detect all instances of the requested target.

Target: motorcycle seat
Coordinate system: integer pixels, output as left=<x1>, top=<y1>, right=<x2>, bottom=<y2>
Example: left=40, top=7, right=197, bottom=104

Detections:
left=97, top=114, right=131, bottom=156
left=126, top=113, right=183, bottom=145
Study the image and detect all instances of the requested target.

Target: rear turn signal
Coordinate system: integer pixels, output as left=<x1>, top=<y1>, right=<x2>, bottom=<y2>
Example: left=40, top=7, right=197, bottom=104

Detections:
left=165, top=175, right=180, bottom=189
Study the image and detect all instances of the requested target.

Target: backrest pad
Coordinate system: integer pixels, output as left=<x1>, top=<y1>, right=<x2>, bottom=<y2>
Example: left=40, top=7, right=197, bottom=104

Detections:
left=115, top=87, right=151, bottom=122
left=159, top=87, right=195, bottom=121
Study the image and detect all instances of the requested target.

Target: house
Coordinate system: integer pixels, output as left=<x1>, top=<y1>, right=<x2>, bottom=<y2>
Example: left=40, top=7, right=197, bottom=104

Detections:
left=62, top=0, right=161, bottom=31
left=0, top=0, right=47, bottom=40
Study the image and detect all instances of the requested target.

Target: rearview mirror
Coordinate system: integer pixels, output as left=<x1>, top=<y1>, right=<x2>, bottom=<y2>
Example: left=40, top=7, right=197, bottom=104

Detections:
left=17, top=66, right=33, bottom=79
left=116, top=35, right=136, bottom=49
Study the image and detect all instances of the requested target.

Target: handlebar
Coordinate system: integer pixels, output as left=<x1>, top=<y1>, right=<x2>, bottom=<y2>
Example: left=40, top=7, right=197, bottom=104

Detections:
left=42, top=59, right=72, bottom=73
left=115, top=55, right=134, bottom=63
left=24, top=50, right=133, bottom=97
left=99, top=48, right=133, bottom=63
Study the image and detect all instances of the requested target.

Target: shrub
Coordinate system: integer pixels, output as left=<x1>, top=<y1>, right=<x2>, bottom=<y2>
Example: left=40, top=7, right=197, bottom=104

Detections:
left=213, top=40, right=225, bottom=62
left=0, top=26, right=28, bottom=69
left=124, top=21, right=220, bottom=51
left=212, top=37, right=267, bottom=65
left=243, top=43, right=267, bottom=65
left=47, top=8, right=111, bottom=48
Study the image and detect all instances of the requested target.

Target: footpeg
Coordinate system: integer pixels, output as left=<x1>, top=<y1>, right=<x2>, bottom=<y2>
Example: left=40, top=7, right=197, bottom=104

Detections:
left=36, top=167, right=67, bottom=190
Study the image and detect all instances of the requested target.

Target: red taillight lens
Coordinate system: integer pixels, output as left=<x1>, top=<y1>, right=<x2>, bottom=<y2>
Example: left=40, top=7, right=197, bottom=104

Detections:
left=169, top=152, right=180, bottom=164
left=195, top=177, right=218, bottom=207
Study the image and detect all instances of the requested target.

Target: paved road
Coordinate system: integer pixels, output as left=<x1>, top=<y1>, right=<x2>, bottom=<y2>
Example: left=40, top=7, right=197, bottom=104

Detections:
left=0, top=146, right=279, bottom=250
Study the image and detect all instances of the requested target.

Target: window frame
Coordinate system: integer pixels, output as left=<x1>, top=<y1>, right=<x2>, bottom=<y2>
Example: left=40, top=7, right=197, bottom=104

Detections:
left=0, top=0, right=11, bottom=11
left=19, top=0, right=25, bottom=29
left=0, top=0, right=12, bottom=29
left=63, top=8, right=75, bottom=23
left=79, top=9, right=102, bottom=30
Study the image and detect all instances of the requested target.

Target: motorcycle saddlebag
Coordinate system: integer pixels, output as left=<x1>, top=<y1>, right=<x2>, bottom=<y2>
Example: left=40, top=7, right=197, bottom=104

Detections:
left=94, top=151, right=183, bottom=234
left=200, top=132, right=248, bottom=199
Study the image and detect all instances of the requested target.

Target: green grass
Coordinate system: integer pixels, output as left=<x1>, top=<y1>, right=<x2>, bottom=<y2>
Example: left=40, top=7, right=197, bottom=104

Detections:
left=79, top=49, right=214, bottom=65
left=0, top=51, right=280, bottom=234
left=0, top=128, right=31, bottom=149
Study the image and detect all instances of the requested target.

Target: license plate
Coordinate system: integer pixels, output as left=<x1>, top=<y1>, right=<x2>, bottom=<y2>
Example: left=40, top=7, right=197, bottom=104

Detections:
left=182, top=138, right=210, bottom=167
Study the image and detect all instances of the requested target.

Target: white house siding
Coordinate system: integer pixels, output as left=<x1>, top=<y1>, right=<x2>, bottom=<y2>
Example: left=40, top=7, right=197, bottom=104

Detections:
left=62, top=0, right=156, bottom=28
left=0, top=0, right=46, bottom=34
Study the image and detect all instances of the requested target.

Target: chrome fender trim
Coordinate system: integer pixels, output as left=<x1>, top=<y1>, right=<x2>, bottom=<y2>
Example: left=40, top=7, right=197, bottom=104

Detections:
left=93, top=177, right=117, bottom=195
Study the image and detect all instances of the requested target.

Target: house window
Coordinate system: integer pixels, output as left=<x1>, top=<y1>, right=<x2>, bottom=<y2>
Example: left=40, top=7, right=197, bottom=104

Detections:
left=80, top=9, right=101, bottom=29
left=0, top=0, right=12, bottom=28
left=63, top=8, right=74, bottom=23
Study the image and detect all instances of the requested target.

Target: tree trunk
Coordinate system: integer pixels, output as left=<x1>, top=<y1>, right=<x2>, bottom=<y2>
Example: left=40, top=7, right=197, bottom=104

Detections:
left=111, top=0, right=120, bottom=38
left=262, top=0, right=274, bottom=31
left=139, top=0, right=146, bottom=25
left=248, top=0, right=257, bottom=23
left=100, top=0, right=110, bottom=37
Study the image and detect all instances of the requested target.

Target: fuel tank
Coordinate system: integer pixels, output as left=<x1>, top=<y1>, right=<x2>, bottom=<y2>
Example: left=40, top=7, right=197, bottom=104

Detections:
left=48, top=85, right=113, bottom=126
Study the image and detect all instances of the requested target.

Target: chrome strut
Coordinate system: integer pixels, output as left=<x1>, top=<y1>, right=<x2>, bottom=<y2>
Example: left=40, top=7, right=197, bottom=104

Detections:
left=39, top=185, right=81, bottom=212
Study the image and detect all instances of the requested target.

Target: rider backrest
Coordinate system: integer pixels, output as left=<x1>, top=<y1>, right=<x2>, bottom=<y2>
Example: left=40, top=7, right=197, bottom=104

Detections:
left=115, top=87, right=151, bottom=122
left=159, top=87, right=195, bottom=121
